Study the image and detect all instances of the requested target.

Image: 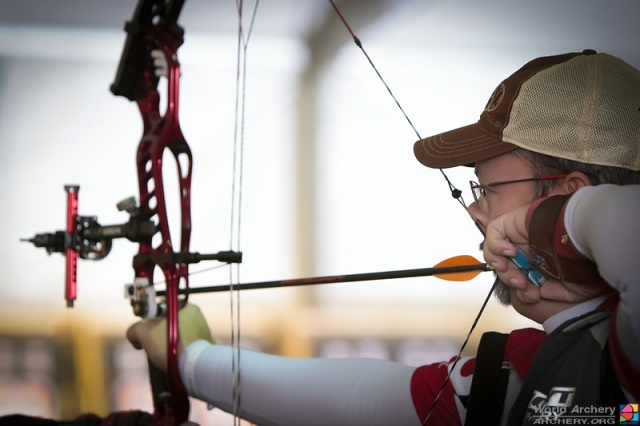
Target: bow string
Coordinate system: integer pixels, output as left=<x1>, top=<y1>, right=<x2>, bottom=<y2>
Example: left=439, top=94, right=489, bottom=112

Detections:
left=325, top=2, right=497, bottom=424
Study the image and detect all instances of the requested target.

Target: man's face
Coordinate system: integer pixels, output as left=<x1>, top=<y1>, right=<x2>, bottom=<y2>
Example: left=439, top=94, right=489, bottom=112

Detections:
left=467, top=153, right=540, bottom=306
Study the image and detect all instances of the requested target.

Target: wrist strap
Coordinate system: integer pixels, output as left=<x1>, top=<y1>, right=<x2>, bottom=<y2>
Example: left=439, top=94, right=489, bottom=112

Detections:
left=528, top=194, right=601, bottom=283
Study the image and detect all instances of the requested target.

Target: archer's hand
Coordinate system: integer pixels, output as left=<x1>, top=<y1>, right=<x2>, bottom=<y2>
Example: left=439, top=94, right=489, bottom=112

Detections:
left=483, top=202, right=604, bottom=305
left=126, top=303, right=215, bottom=372
left=483, top=204, right=530, bottom=286
left=482, top=204, right=551, bottom=304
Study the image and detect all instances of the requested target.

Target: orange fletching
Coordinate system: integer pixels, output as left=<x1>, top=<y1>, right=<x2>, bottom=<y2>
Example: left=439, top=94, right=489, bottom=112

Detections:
left=433, top=255, right=487, bottom=282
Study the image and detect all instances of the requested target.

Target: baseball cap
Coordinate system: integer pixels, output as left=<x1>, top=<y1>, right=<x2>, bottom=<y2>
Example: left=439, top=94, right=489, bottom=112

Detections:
left=413, top=50, right=640, bottom=171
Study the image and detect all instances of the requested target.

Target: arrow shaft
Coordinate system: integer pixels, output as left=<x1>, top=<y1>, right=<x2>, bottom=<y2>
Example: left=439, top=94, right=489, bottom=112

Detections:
left=157, top=263, right=492, bottom=296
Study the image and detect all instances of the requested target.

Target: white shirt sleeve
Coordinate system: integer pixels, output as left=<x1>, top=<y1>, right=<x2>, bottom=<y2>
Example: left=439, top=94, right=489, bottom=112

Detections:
left=179, top=341, right=422, bottom=426
left=563, top=184, right=640, bottom=369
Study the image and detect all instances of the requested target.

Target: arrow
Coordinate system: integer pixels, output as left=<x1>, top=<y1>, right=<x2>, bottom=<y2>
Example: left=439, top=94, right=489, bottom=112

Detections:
left=156, top=255, right=492, bottom=297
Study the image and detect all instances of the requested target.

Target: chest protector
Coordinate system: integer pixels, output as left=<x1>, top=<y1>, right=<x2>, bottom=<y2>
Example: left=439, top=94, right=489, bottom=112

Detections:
left=465, top=309, right=627, bottom=426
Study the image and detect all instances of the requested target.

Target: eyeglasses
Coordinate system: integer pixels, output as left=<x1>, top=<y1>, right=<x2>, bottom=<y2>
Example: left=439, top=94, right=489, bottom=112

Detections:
left=469, top=174, right=567, bottom=202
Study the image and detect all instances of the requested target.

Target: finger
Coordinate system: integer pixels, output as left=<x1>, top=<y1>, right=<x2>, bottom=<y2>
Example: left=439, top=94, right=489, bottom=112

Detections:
left=494, top=266, right=528, bottom=291
left=506, top=271, right=528, bottom=289
left=516, top=285, right=540, bottom=304
left=483, top=238, right=518, bottom=271
left=126, top=322, right=144, bottom=350
left=126, top=317, right=164, bottom=349
left=537, top=279, right=589, bottom=303
left=487, top=237, right=517, bottom=257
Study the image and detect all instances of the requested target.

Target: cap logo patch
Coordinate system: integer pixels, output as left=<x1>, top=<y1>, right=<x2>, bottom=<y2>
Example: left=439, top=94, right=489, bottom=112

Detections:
left=484, top=83, right=505, bottom=112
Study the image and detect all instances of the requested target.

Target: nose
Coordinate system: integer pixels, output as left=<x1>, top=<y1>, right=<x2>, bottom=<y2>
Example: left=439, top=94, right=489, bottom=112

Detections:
left=467, top=201, right=488, bottom=235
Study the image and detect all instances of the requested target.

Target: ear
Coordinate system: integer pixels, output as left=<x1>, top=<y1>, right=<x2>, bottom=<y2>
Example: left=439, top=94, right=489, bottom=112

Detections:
left=560, top=171, right=593, bottom=194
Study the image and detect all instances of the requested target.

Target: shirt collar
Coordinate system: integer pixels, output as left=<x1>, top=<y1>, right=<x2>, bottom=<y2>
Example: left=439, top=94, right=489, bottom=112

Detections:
left=542, top=294, right=612, bottom=333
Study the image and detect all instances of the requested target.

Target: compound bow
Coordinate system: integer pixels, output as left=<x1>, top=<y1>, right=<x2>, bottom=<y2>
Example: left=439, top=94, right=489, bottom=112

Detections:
left=24, top=1, right=242, bottom=424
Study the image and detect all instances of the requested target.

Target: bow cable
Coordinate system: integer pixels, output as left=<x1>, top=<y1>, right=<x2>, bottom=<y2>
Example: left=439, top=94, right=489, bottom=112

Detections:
left=326, top=1, right=496, bottom=424
left=327, top=0, right=466, bottom=210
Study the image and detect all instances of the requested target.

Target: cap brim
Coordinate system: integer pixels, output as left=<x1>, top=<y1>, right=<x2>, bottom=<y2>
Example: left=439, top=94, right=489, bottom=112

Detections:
left=413, top=122, right=517, bottom=169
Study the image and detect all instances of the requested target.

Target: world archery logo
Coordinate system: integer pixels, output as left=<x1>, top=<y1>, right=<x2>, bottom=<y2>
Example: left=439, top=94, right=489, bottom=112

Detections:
left=620, top=404, right=639, bottom=424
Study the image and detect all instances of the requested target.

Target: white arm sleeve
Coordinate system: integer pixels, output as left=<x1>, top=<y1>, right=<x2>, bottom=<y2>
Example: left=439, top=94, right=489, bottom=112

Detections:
left=179, top=341, right=421, bottom=426
left=564, top=184, right=640, bottom=369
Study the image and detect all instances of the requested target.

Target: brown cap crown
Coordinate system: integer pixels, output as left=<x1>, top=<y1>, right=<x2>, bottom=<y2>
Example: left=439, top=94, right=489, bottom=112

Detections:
left=414, top=50, right=640, bottom=170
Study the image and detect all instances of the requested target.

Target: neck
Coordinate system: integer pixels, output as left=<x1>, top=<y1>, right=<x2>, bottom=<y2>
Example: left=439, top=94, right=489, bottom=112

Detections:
left=541, top=294, right=613, bottom=333
left=516, top=293, right=613, bottom=328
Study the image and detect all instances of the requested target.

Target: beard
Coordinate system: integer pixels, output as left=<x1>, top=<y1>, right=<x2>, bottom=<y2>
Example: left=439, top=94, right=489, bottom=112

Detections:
left=479, top=240, right=513, bottom=307
left=492, top=275, right=512, bottom=306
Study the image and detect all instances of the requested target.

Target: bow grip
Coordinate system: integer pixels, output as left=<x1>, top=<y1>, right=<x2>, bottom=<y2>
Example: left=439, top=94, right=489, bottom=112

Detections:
left=148, top=359, right=195, bottom=426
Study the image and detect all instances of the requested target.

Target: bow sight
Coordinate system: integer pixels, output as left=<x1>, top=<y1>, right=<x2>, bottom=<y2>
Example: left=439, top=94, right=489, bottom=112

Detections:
left=22, top=185, right=241, bottom=309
